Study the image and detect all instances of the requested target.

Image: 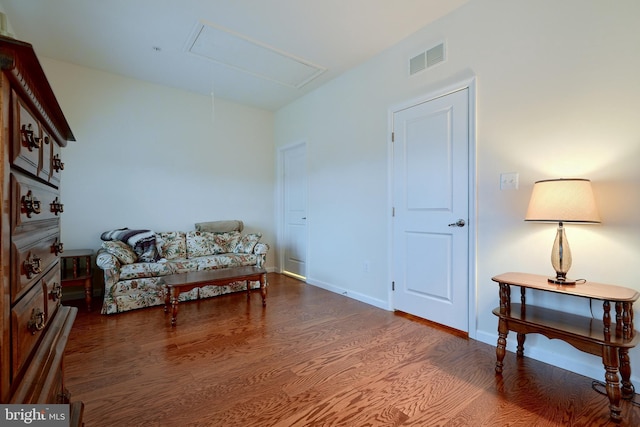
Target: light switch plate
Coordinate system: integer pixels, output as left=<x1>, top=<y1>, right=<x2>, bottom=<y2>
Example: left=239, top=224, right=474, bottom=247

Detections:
left=500, top=172, right=519, bottom=190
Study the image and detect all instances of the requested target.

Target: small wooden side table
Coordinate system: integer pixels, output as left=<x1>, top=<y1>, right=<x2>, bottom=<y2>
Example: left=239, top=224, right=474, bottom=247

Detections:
left=61, top=249, right=95, bottom=311
left=492, top=272, right=639, bottom=422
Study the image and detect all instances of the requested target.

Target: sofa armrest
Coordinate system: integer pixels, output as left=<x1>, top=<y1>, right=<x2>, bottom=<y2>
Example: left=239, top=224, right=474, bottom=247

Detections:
left=253, top=242, right=269, bottom=268
left=96, top=249, right=120, bottom=270
left=254, top=242, right=269, bottom=255
left=96, top=249, right=122, bottom=286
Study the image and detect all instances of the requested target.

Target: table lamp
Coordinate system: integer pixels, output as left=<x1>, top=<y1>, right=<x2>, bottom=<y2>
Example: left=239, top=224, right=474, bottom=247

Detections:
left=525, top=178, right=600, bottom=285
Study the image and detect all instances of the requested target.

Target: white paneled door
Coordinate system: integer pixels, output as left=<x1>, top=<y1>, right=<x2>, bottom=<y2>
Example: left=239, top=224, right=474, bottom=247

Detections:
left=282, top=143, right=307, bottom=279
left=392, top=88, right=469, bottom=332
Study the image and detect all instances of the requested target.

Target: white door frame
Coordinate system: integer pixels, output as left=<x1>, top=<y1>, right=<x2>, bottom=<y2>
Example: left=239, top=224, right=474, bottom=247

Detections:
left=277, top=140, right=309, bottom=280
left=387, top=76, right=477, bottom=339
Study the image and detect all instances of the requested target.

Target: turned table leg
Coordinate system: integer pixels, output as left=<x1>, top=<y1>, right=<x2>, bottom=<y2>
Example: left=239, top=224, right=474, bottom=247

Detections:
left=619, top=348, right=634, bottom=399
left=516, top=333, right=526, bottom=357
left=602, top=345, right=623, bottom=422
left=496, top=318, right=508, bottom=374
left=163, top=285, right=170, bottom=313
left=84, top=277, right=92, bottom=312
left=170, top=286, right=180, bottom=326
left=495, top=283, right=511, bottom=374
left=260, top=273, right=267, bottom=307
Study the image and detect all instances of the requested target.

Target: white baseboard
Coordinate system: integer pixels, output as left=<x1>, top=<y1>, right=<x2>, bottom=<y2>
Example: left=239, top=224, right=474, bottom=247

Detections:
left=305, top=277, right=389, bottom=310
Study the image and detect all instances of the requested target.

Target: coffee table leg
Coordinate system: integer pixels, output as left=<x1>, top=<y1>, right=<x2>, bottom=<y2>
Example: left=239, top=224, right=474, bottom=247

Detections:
left=170, top=286, right=180, bottom=326
left=164, top=285, right=170, bottom=313
left=260, top=273, right=267, bottom=307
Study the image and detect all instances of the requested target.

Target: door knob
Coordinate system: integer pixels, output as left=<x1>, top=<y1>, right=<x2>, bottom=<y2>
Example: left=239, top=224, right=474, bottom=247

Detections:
left=448, top=219, right=466, bottom=227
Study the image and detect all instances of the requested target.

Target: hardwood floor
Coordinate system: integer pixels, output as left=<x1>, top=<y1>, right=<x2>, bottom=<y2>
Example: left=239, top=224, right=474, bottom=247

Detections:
left=64, top=273, right=640, bottom=426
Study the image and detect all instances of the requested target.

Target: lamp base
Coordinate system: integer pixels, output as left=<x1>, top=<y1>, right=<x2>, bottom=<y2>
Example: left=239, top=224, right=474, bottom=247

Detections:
left=548, top=277, right=577, bottom=286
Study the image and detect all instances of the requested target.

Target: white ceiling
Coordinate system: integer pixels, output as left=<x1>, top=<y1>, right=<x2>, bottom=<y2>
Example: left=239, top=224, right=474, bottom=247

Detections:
left=0, top=0, right=468, bottom=111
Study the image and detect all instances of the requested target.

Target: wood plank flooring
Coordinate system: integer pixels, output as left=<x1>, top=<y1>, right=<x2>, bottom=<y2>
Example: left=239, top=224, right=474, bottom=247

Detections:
left=64, top=273, right=640, bottom=426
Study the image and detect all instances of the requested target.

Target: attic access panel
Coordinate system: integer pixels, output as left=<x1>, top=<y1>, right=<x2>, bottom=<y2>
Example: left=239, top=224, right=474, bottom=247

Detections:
left=186, top=21, right=326, bottom=89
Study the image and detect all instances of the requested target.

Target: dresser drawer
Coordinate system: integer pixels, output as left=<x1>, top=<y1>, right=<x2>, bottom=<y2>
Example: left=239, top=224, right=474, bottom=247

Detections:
left=11, top=277, right=51, bottom=379
left=11, top=92, right=42, bottom=177
left=11, top=171, right=63, bottom=234
left=11, top=229, right=60, bottom=304
left=8, top=306, right=77, bottom=405
left=42, top=262, right=62, bottom=321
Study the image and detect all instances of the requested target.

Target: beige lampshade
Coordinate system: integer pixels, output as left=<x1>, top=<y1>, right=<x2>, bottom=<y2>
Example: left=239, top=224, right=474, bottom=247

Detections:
left=525, top=178, right=601, bottom=223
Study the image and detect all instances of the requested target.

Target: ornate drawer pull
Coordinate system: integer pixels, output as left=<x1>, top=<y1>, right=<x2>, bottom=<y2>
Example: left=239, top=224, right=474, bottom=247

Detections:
left=24, top=254, right=42, bottom=279
left=52, top=154, right=64, bottom=172
left=50, top=197, right=64, bottom=215
left=43, top=135, right=50, bottom=145
left=21, top=124, right=42, bottom=151
left=50, top=282, right=62, bottom=302
left=28, top=308, right=46, bottom=334
left=21, top=190, right=41, bottom=217
left=52, top=239, right=64, bottom=255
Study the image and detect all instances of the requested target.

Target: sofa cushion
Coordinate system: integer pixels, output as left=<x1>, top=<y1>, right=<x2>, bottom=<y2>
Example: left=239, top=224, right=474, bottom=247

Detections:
left=156, top=231, right=187, bottom=260
left=194, top=253, right=258, bottom=271
left=166, top=259, right=199, bottom=274
left=119, top=261, right=173, bottom=280
left=234, top=233, right=262, bottom=254
left=101, top=240, right=138, bottom=264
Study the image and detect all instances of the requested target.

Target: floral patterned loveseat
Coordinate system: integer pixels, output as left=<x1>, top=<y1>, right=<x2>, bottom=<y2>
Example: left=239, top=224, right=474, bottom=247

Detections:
left=96, top=220, right=268, bottom=314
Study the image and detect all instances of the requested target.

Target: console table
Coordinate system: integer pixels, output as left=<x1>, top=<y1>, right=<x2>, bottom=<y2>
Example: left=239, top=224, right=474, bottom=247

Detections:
left=491, top=272, right=639, bottom=422
left=61, top=249, right=94, bottom=311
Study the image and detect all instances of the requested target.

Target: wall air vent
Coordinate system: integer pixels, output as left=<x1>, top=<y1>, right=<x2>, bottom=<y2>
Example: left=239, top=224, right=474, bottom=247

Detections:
left=409, top=42, right=446, bottom=76
left=409, top=52, right=426, bottom=75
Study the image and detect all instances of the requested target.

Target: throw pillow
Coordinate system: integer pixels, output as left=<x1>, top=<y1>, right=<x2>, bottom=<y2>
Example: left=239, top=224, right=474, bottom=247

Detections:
left=101, top=240, right=138, bottom=264
left=186, top=231, right=215, bottom=258
left=195, top=220, right=244, bottom=233
left=234, top=233, right=262, bottom=254
left=156, top=231, right=187, bottom=260
left=212, top=231, right=241, bottom=254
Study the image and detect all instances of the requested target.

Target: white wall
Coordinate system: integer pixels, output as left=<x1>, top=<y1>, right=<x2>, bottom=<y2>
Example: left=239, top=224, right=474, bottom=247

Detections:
left=274, top=0, right=640, bottom=382
left=39, top=58, right=277, bottom=269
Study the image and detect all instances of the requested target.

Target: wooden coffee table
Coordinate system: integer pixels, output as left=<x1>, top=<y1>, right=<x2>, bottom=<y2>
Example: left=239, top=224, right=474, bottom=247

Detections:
left=163, top=266, right=267, bottom=326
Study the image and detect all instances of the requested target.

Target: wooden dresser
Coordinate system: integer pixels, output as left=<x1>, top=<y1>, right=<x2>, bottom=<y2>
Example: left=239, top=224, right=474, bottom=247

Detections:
left=0, top=36, right=82, bottom=420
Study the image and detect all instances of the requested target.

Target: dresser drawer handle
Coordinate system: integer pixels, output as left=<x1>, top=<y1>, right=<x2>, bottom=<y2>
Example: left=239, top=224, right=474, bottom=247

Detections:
left=52, top=154, right=64, bottom=172
left=52, top=239, right=64, bottom=255
left=24, top=254, right=42, bottom=279
left=21, top=190, right=41, bottom=217
left=21, top=124, right=42, bottom=151
left=28, top=308, right=46, bottom=334
left=50, top=282, right=62, bottom=302
left=50, top=197, right=64, bottom=215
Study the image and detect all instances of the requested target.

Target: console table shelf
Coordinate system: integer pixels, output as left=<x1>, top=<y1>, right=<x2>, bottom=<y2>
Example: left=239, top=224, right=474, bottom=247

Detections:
left=491, top=272, right=639, bottom=423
